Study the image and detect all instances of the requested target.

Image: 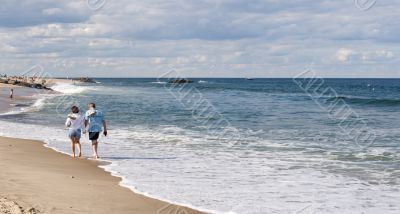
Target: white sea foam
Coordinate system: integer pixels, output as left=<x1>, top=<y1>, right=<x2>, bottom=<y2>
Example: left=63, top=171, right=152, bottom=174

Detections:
left=1, top=79, right=400, bottom=213
left=151, top=81, right=167, bottom=84
left=0, top=96, right=48, bottom=116
left=0, top=109, right=25, bottom=116
left=50, top=82, right=89, bottom=94
left=1, top=119, right=399, bottom=214
left=0, top=120, right=226, bottom=213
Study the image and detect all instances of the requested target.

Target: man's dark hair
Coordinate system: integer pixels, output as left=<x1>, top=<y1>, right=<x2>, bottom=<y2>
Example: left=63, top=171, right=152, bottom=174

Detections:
left=89, top=102, right=96, bottom=108
left=71, top=106, right=79, bottom=113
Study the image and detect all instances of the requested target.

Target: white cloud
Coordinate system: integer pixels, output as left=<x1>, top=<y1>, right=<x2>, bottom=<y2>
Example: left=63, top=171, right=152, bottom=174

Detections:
left=0, top=0, right=399, bottom=77
left=361, top=50, right=395, bottom=62
left=336, top=48, right=355, bottom=62
left=42, top=8, right=63, bottom=16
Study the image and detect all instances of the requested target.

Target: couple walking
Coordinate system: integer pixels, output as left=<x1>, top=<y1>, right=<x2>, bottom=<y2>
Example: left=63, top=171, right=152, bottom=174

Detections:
left=65, top=103, right=107, bottom=159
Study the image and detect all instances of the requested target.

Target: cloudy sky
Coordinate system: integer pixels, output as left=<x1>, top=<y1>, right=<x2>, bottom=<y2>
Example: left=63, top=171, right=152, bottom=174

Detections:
left=0, top=0, right=398, bottom=77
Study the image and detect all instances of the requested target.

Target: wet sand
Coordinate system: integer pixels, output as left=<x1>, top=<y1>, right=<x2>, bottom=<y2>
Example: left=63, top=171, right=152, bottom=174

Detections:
left=0, top=81, right=59, bottom=114
left=0, top=83, right=19, bottom=114
left=0, top=136, right=206, bottom=214
left=0, top=83, right=39, bottom=114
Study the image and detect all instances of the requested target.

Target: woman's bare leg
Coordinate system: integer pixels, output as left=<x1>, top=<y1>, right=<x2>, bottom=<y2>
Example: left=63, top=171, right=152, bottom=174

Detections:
left=76, top=139, right=82, bottom=157
left=70, top=138, right=76, bottom=157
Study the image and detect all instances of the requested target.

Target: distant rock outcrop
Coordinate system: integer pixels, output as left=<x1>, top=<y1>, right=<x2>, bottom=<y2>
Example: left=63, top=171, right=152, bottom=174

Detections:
left=74, top=77, right=97, bottom=83
left=168, top=79, right=194, bottom=84
left=0, top=78, right=52, bottom=90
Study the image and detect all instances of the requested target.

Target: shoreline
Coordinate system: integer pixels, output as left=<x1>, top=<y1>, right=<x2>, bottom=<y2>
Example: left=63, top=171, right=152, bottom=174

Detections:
left=0, top=136, right=207, bottom=214
left=41, top=137, right=218, bottom=214
left=0, top=83, right=38, bottom=114
left=0, top=79, right=64, bottom=114
left=0, top=80, right=218, bottom=214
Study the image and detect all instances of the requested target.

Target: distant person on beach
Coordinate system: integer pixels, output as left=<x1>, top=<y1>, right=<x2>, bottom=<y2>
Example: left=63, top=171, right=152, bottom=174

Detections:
left=9, top=88, right=13, bottom=99
left=65, top=106, right=84, bottom=157
left=84, top=103, right=107, bottom=159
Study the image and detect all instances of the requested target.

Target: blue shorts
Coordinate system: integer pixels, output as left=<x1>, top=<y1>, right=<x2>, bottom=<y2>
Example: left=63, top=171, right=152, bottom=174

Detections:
left=68, top=129, right=81, bottom=139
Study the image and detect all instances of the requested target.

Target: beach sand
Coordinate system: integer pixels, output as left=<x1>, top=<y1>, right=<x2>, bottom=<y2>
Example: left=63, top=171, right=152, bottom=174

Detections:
left=0, top=81, right=60, bottom=114
left=0, top=136, right=206, bottom=214
left=0, top=83, right=19, bottom=114
left=0, top=83, right=40, bottom=114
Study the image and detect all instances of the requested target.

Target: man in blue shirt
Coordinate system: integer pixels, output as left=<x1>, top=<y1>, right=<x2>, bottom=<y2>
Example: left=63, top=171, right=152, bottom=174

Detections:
left=84, top=102, right=107, bottom=159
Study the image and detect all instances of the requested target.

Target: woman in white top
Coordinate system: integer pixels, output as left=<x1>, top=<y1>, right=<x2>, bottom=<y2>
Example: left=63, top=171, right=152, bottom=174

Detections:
left=65, top=106, right=85, bottom=157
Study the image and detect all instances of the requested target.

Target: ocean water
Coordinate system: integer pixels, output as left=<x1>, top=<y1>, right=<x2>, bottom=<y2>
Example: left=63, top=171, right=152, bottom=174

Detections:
left=1, top=78, right=400, bottom=213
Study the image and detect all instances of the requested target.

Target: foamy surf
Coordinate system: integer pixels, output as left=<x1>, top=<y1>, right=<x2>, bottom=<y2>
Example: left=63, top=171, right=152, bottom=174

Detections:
left=2, top=119, right=399, bottom=214
left=50, top=82, right=89, bottom=94
left=1, top=95, right=49, bottom=116
left=2, top=78, right=400, bottom=214
left=19, top=97, right=47, bottom=113
left=151, top=81, right=167, bottom=84
left=0, top=120, right=225, bottom=214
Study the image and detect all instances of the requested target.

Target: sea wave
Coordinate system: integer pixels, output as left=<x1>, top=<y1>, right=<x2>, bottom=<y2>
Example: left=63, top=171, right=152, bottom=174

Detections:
left=19, top=97, right=48, bottom=113
left=326, top=96, right=400, bottom=106
left=0, top=95, right=51, bottom=116
left=0, top=120, right=228, bottom=214
left=50, top=82, right=89, bottom=94
left=150, top=81, right=167, bottom=84
left=1, top=81, right=87, bottom=116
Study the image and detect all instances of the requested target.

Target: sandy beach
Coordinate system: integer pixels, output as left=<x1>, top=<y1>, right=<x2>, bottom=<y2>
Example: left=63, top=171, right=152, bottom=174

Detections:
left=0, top=79, right=67, bottom=114
left=0, top=83, right=43, bottom=114
left=0, top=80, right=207, bottom=214
left=0, top=136, right=206, bottom=214
left=0, top=83, right=21, bottom=114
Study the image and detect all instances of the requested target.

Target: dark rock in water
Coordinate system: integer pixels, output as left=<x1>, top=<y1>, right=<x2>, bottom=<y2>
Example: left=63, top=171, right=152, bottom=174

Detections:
left=168, top=79, right=194, bottom=84
left=31, top=84, right=43, bottom=89
left=19, top=82, right=31, bottom=87
left=74, top=77, right=97, bottom=83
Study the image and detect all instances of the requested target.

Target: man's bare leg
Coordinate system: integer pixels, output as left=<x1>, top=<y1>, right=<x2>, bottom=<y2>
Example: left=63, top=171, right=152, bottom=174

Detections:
left=92, top=140, right=99, bottom=159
